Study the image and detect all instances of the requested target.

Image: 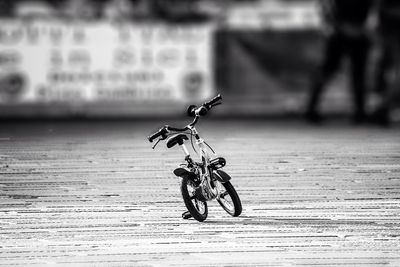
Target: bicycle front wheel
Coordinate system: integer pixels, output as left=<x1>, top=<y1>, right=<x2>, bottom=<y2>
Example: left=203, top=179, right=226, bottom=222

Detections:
left=216, top=180, right=242, bottom=217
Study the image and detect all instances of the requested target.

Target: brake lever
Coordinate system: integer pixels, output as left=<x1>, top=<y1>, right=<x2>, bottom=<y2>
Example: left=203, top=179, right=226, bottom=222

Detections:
left=152, top=138, right=162, bottom=149
left=152, top=133, right=169, bottom=149
left=210, top=102, right=222, bottom=109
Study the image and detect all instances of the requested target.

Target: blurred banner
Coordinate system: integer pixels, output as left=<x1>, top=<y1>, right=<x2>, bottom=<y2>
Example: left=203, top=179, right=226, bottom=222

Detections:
left=0, top=20, right=214, bottom=116
left=226, top=0, right=320, bottom=30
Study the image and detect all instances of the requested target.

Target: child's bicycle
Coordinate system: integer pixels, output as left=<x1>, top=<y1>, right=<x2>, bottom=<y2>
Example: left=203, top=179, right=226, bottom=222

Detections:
left=148, top=94, right=242, bottom=222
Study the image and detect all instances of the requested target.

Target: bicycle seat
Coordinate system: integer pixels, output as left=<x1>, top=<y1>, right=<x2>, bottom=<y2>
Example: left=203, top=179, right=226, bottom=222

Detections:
left=166, top=134, right=189, bottom=148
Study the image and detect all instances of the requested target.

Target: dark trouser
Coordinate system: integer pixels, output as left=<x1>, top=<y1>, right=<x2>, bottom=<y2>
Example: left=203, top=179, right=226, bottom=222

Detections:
left=374, top=29, right=400, bottom=114
left=307, top=33, right=370, bottom=118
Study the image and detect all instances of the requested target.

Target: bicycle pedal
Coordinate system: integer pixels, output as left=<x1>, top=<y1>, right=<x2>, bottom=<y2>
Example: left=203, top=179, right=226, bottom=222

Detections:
left=182, top=211, right=193, bottom=219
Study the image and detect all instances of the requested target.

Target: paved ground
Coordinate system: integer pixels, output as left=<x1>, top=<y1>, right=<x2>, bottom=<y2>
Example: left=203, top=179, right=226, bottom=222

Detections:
left=0, top=120, right=400, bottom=266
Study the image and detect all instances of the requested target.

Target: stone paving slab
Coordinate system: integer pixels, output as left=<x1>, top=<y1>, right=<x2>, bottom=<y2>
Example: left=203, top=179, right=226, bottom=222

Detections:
left=0, top=120, right=399, bottom=266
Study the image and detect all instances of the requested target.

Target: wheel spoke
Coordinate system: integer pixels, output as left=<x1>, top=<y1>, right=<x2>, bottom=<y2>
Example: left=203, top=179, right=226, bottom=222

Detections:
left=222, top=199, right=234, bottom=211
left=220, top=191, right=229, bottom=198
left=195, top=200, right=201, bottom=211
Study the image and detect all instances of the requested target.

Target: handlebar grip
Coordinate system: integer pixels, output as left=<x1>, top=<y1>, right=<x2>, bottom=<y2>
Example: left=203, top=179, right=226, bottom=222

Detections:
left=148, top=127, right=167, bottom=143
left=204, top=94, right=222, bottom=110
left=187, top=105, right=197, bottom=117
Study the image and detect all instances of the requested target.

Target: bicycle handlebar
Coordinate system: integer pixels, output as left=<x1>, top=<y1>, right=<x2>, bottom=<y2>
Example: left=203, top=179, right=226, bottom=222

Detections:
left=148, top=94, right=222, bottom=143
left=188, top=94, right=222, bottom=117
left=204, top=94, right=222, bottom=110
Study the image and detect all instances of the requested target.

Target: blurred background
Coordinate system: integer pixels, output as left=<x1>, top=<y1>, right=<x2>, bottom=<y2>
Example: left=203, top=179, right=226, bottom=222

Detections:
left=0, top=0, right=399, bottom=124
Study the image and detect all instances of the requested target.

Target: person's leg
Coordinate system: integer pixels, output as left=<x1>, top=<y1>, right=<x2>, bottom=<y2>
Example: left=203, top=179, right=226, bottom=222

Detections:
left=372, top=35, right=392, bottom=125
left=372, top=32, right=398, bottom=126
left=306, top=34, right=342, bottom=122
left=348, top=37, right=369, bottom=123
left=375, top=41, right=390, bottom=95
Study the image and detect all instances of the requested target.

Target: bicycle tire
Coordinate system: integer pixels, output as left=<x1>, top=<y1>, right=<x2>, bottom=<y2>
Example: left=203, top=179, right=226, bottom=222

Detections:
left=217, top=181, right=242, bottom=217
left=180, top=174, right=208, bottom=222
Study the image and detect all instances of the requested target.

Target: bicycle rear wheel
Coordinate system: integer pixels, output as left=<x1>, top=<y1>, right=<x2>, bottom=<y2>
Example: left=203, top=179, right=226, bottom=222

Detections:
left=180, top=175, right=208, bottom=222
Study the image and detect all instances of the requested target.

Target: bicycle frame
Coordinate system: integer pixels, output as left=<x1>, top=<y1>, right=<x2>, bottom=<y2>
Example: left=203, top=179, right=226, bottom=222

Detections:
left=179, top=125, right=219, bottom=199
